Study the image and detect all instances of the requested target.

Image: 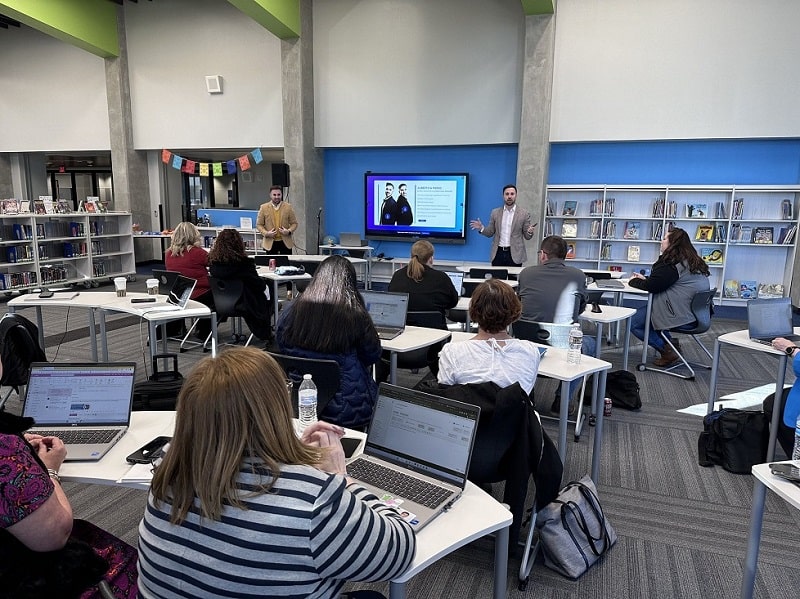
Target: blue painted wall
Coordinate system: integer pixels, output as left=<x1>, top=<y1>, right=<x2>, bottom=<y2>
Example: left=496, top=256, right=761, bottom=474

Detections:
left=323, top=145, right=518, bottom=262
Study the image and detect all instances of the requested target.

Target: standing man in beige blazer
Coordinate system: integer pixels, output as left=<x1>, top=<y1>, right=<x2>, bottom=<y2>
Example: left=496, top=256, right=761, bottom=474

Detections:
left=256, top=185, right=298, bottom=254
left=470, top=184, right=537, bottom=266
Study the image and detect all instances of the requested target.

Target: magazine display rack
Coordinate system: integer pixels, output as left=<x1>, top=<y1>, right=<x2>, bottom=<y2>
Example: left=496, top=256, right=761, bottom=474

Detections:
left=543, top=185, right=800, bottom=305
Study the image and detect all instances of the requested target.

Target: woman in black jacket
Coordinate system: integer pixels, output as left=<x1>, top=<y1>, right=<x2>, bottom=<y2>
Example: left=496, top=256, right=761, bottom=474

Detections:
left=208, top=229, right=273, bottom=342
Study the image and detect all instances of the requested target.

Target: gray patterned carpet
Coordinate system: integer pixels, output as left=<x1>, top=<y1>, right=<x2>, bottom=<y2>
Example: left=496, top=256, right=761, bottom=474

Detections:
left=2, top=278, right=799, bottom=598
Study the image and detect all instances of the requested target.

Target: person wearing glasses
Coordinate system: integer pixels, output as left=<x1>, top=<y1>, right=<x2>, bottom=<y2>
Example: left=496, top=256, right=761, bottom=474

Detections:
left=517, top=235, right=596, bottom=414
left=469, top=184, right=537, bottom=266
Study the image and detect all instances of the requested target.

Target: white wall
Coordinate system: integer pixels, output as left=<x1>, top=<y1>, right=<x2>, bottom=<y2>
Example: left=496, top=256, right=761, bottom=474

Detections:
left=550, top=0, right=800, bottom=142
left=0, top=26, right=110, bottom=152
left=124, top=0, right=284, bottom=150
left=313, top=0, right=525, bottom=147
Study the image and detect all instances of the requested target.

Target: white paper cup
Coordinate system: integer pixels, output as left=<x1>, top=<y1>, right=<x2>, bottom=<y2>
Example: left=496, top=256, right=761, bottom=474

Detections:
left=146, top=278, right=159, bottom=295
left=114, top=277, right=127, bottom=297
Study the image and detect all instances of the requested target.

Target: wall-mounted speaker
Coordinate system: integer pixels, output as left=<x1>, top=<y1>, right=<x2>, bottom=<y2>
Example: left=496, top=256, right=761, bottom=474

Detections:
left=205, top=75, right=223, bottom=94
left=272, top=163, right=290, bottom=187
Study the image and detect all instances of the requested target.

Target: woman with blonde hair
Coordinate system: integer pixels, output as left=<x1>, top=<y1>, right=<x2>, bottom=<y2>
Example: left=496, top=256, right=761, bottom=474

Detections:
left=137, top=347, right=415, bottom=598
left=388, top=240, right=459, bottom=318
left=164, top=221, right=214, bottom=335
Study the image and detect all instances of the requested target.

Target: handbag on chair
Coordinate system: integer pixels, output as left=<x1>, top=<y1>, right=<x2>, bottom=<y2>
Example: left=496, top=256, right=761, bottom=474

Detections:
left=536, top=475, right=617, bottom=579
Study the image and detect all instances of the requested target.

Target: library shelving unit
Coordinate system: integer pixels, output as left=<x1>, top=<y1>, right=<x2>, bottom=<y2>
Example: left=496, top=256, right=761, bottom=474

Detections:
left=196, top=226, right=262, bottom=253
left=543, top=185, right=800, bottom=305
left=0, top=211, right=135, bottom=293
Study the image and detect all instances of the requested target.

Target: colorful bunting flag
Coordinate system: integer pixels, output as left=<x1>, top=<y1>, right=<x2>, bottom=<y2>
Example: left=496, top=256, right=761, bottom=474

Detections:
left=199, top=163, right=209, bottom=177
left=213, top=162, right=223, bottom=176
left=161, top=149, right=172, bottom=164
left=172, top=155, right=183, bottom=170
left=226, top=160, right=237, bottom=174
left=238, top=155, right=251, bottom=171
left=182, top=160, right=196, bottom=174
left=251, top=148, right=263, bottom=164
left=163, top=148, right=265, bottom=176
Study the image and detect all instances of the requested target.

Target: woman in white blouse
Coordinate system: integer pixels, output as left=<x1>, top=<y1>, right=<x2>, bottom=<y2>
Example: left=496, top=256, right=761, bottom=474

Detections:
left=438, top=278, right=541, bottom=395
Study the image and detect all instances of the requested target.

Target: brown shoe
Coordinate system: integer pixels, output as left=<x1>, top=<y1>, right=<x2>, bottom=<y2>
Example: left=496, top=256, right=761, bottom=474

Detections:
left=654, top=344, right=680, bottom=367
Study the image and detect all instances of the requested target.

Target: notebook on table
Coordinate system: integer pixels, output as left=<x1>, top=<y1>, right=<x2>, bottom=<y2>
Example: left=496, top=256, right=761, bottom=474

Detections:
left=23, top=362, right=137, bottom=461
left=346, top=383, right=480, bottom=530
left=747, top=297, right=800, bottom=345
left=142, top=275, right=197, bottom=312
left=361, top=290, right=409, bottom=340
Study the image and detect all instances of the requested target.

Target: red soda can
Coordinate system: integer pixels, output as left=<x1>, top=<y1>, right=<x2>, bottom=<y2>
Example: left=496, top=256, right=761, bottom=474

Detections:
left=603, top=397, right=612, bottom=417
left=269, top=258, right=276, bottom=270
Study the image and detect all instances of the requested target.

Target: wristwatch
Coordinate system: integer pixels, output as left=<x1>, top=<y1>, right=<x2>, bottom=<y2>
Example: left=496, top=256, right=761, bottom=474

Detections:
left=785, top=346, right=799, bottom=356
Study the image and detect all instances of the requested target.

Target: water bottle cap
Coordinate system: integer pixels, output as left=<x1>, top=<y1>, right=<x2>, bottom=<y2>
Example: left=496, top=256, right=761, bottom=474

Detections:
left=303, top=374, right=312, bottom=379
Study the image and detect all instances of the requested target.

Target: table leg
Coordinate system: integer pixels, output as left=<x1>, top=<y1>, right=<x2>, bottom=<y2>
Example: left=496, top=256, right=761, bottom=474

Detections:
left=98, top=309, right=109, bottom=361
left=493, top=524, right=509, bottom=599
left=740, top=479, right=767, bottom=599
left=622, top=318, right=630, bottom=371
left=558, top=379, right=571, bottom=459
left=389, top=581, right=407, bottom=599
left=272, top=281, right=280, bottom=326
left=88, top=309, right=98, bottom=362
left=766, top=356, right=788, bottom=462
left=640, top=294, right=653, bottom=366
left=706, top=339, right=722, bottom=414
left=594, top=323, right=604, bottom=360
left=390, top=352, right=398, bottom=385
left=35, top=307, right=44, bottom=349
left=591, top=369, right=607, bottom=482
left=210, top=313, right=218, bottom=358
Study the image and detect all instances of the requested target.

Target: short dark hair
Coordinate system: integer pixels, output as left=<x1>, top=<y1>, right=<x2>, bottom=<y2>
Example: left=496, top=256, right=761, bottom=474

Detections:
left=269, top=185, right=282, bottom=193
left=540, top=235, right=567, bottom=259
left=502, top=184, right=517, bottom=193
left=469, top=279, right=522, bottom=334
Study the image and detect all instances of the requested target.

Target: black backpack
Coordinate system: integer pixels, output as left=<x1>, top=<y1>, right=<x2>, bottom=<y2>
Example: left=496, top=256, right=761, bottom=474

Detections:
left=605, top=370, right=642, bottom=410
left=0, top=313, right=47, bottom=391
left=698, top=408, right=769, bottom=474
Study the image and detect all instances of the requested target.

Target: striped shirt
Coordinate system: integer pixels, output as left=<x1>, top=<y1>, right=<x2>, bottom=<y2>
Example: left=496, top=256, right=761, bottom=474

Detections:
left=137, top=462, right=416, bottom=598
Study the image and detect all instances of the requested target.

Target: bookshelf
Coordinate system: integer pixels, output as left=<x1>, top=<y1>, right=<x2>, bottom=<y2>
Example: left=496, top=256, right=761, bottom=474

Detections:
left=0, top=211, right=135, bottom=293
left=543, top=185, right=800, bottom=305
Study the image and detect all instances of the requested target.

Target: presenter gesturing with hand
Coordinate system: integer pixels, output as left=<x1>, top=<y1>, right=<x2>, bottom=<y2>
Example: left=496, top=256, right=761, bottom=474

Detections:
left=470, top=184, right=537, bottom=267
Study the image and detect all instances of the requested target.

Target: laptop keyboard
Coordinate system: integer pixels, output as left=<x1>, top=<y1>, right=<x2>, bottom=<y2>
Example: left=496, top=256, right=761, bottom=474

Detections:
left=32, top=429, right=119, bottom=445
left=347, top=458, right=452, bottom=509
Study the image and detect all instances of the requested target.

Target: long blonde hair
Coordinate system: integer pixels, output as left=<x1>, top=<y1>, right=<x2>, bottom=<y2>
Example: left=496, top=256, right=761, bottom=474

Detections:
left=151, top=347, right=321, bottom=524
left=167, top=222, right=201, bottom=257
left=407, top=240, right=434, bottom=282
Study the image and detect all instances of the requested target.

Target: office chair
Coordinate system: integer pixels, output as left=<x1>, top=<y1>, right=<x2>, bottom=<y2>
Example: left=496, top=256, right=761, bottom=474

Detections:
left=393, top=311, right=449, bottom=373
left=642, top=287, right=717, bottom=380
left=464, top=268, right=509, bottom=298
left=511, top=319, right=590, bottom=441
left=267, top=352, right=341, bottom=419
left=208, top=276, right=254, bottom=347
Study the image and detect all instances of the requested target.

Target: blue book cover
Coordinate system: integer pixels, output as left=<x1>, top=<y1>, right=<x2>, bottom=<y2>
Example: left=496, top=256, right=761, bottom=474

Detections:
left=739, top=280, right=757, bottom=299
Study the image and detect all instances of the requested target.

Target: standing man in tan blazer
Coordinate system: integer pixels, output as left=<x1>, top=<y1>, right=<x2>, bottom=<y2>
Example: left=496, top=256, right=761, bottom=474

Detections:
left=470, top=184, right=537, bottom=266
left=256, top=185, right=298, bottom=254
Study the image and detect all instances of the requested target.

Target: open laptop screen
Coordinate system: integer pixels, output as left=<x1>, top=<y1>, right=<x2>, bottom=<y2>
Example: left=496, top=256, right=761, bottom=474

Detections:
left=445, top=271, right=464, bottom=294
left=24, top=363, right=136, bottom=426
left=748, top=297, right=794, bottom=339
left=361, top=290, right=409, bottom=329
left=167, top=275, right=197, bottom=308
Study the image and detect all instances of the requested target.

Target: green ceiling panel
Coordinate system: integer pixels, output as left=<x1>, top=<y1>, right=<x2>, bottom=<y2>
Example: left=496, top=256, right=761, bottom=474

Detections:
left=521, top=0, right=555, bottom=15
left=227, top=0, right=300, bottom=39
left=0, top=0, right=118, bottom=57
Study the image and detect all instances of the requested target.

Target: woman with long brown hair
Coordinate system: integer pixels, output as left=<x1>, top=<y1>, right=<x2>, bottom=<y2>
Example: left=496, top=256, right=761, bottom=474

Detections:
left=138, top=347, right=415, bottom=598
left=628, top=227, right=711, bottom=365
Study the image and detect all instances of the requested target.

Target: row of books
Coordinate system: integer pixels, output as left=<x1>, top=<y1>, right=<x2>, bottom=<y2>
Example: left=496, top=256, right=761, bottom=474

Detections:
left=723, top=280, right=784, bottom=299
left=652, top=198, right=678, bottom=219
left=1, top=197, right=110, bottom=216
left=694, top=224, right=728, bottom=243
left=0, top=271, right=38, bottom=290
left=729, top=224, right=797, bottom=244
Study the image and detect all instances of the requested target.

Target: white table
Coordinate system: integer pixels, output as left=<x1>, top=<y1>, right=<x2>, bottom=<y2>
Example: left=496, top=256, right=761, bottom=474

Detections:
left=9, top=291, right=217, bottom=362
left=59, top=411, right=512, bottom=599
left=448, top=332, right=611, bottom=482
left=382, top=326, right=452, bottom=385
left=257, top=267, right=313, bottom=324
left=463, top=277, right=518, bottom=289
left=589, top=279, right=651, bottom=366
left=707, top=328, right=795, bottom=461
left=580, top=304, right=636, bottom=370
left=741, top=461, right=800, bottom=599
left=456, top=264, right=524, bottom=278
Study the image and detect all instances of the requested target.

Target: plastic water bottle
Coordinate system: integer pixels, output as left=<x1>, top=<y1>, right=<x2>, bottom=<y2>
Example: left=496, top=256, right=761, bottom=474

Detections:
left=793, top=414, right=800, bottom=461
left=567, top=323, right=583, bottom=365
left=298, top=374, right=318, bottom=431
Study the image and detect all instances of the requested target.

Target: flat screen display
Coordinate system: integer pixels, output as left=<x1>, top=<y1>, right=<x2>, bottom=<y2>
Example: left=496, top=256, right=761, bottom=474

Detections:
left=364, top=173, right=469, bottom=244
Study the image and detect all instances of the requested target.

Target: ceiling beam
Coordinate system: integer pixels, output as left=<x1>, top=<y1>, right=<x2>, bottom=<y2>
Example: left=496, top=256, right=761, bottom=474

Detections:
left=520, top=0, right=555, bottom=15
left=0, top=0, right=119, bottom=57
left=227, top=0, right=300, bottom=39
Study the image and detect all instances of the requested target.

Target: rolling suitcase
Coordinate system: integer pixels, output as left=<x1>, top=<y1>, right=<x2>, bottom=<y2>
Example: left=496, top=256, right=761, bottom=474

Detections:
left=132, top=354, right=184, bottom=411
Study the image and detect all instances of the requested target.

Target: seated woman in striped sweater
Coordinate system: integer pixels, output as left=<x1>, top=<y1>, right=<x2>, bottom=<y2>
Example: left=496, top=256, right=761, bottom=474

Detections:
left=137, top=347, right=415, bottom=599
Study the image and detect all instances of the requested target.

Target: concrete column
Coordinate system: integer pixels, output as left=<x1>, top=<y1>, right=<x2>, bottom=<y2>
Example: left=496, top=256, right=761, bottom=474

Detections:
left=516, top=14, right=556, bottom=238
left=281, top=0, right=324, bottom=255
left=105, top=7, right=157, bottom=261
left=0, top=154, right=12, bottom=199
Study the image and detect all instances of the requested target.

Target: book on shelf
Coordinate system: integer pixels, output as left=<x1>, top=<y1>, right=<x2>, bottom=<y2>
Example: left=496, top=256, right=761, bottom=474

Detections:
left=544, top=220, right=555, bottom=236
left=33, top=198, right=46, bottom=215
left=566, top=243, right=576, bottom=259
left=651, top=222, right=663, bottom=241
left=739, top=280, right=757, bottom=299
left=623, top=221, right=640, bottom=240
left=701, top=247, right=723, bottom=265
left=752, top=227, right=773, bottom=244
left=589, top=198, right=603, bottom=215
left=86, top=196, right=101, bottom=213
left=600, top=243, right=612, bottom=260
left=732, top=198, right=744, bottom=220
left=604, top=198, right=615, bottom=216
left=723, top=279, right=739, bottom=298
left=562, top=200, right=577, bottom=216
left=652, top=197, right=666, bottom=218
left=694, top=224, right=714, bottom=242
left=17, top=199, right=30, bottom=214
left=561, top=219, right=578, bottom=238
left=589, top=220, right=601, bottom=239
left=781, top=199, right=793, bottom=220
left=545, top=198, right=555, bottom=216
left=38, top=195, right=55, bottom=214
left=757, top=283, right=784, bottom=299
left=714, top=201, right=727, bottom=219
left=685, top=203, right=709, bottom=218
left=739, top=225, right=753, bottom=243
left=2, top=199, right=20, bottom=215
left=666, top=201, right=677, bottom=219
left=603, top=221, right=616, bottom=239
left=627, top=245, right=640, bottom=262
left=56, top=199, right=71, bottom=214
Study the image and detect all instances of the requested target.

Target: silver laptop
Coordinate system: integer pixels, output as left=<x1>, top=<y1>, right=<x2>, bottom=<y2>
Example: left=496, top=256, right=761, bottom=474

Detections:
left=143, top=274, right=197, bottom=312
left=595, top=278, right=625, bottom=289
left=748, top=297, right=800, bottom=345
left=339, top=232, right=364, bottom=247
left=445, top=271, right=464, bottom=295
left=346, top=384, right=480, bottom=531
left=23, top=362, right=136, bottom=461
left=362, top=290, right=409, bottom=340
